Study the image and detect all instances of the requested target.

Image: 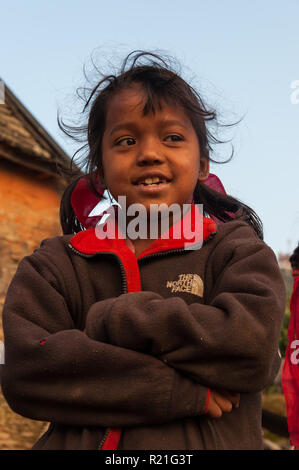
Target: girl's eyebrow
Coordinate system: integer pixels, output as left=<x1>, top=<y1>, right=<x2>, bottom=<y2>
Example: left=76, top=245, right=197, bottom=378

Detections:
left=109, top=119, right=189, bottom=136
left=160, top=119, right=189, bottom=130
left=109, top=122, right=138, bottom=136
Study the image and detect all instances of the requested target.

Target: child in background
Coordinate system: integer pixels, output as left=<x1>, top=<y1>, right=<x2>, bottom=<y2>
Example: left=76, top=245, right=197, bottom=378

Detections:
left=282, top=243, right=299, bottom=450
left=1, top=52, right=285, bottom=450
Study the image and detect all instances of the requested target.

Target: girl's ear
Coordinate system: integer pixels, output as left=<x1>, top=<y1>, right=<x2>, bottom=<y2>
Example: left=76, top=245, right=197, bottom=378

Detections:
left=198, top=155, right=210, bottom=183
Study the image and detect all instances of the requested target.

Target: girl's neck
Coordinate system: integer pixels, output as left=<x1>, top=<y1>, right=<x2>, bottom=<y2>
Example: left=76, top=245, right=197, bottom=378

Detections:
left=125, top=217, right=167, bottom=257
left=121, top=199, right=195, bottom=256
left=128, top=238, right=153, bottom=257
left=126, top=209, right=191, bottom=257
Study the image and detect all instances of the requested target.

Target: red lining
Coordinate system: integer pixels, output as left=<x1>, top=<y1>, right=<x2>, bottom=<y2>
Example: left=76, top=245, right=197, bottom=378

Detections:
left=71, top=175, right=105, bottom=230
left=100, top=428, right=122, bottom=450
left=203, top=389, right=211, bottom=414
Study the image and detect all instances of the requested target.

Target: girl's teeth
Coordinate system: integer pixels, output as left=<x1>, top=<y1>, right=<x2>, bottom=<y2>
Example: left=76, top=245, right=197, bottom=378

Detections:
left=144, top=177, right=159, bottom=184
left=141, top=177, right=166, bottom=185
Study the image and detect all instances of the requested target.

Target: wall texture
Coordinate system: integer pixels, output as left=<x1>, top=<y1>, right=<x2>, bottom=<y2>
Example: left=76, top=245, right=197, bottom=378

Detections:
left=0, top=157, right=66, bottom=450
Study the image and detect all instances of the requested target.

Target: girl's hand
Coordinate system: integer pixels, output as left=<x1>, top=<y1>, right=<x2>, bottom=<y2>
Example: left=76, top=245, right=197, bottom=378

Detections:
left=206, top=390, right=240, bottom=418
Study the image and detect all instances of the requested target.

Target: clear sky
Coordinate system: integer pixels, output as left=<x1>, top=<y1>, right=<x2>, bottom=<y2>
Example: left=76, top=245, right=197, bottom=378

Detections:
left=1, top=0, right=298, bottom=256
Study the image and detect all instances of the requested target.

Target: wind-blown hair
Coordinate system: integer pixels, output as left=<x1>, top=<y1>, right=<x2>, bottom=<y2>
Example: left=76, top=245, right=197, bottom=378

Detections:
left=290, top=243, right=299, bottom=270
left=58, top=50, right=263, bottom=239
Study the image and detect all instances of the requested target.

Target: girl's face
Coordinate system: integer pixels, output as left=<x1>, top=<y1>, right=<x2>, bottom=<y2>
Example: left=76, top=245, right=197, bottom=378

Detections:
left=101, top=84, right=209, bottom=213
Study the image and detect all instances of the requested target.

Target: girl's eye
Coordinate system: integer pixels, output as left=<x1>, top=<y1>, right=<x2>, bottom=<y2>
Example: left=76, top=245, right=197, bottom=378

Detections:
left=164, top=135, right=183, bottom=142
left=116, top=137, right=136, bottom=146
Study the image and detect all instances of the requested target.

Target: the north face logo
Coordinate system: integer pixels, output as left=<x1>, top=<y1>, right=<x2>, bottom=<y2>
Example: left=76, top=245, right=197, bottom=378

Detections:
left=166, top=274, right=204, bottom=297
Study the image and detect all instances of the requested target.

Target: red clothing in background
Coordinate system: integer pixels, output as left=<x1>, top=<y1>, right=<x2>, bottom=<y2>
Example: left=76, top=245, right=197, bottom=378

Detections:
left=282, top=270, right=299, bottom=447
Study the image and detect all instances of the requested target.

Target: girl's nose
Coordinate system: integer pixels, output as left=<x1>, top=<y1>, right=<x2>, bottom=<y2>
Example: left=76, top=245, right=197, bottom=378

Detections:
left=136, top=141, right=165, bottom=166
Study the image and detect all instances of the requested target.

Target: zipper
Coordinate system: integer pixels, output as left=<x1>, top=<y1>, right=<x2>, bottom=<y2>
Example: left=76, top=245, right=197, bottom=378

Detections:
left=68, top=243, right=127, bottom=450
left=137, top=232, right=216, bottom=264
left=98, top=427, right=110, bottom=450
left=138, top=248, right=186, bottom=263
left=68, top=243, right=127, bottom=294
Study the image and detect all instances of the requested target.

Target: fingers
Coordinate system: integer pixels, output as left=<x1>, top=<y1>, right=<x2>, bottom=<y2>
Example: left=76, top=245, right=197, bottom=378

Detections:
left=213, top=392, right=233, bottom=413
left=217, top=390, right=240, bottom=408
left=206, top=390, right=241, bottom=419
left=206, top=396, right=223, bottom=418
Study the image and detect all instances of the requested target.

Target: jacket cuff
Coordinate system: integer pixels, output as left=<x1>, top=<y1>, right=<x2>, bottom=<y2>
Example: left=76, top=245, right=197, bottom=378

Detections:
left=167, top=368, right=210, bottom=420
left=85, top=298, right=117, bottom=341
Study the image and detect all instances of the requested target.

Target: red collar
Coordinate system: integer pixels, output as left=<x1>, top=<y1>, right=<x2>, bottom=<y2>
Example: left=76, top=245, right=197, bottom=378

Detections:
left=70, top=173, right=228, bottom=230
left=293, top=269, right=299, bottom=279
left=69, top=204, right=217, bottom=260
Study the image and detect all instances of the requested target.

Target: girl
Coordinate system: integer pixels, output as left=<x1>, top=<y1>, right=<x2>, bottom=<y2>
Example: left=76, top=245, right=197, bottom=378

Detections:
left=1, top=52, right=285, bottom=450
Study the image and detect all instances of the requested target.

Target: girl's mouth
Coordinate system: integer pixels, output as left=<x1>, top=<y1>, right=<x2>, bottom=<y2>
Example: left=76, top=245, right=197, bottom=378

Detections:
left=133, top=177, right=172, bottom=193
left=134, top=176, right=171, bottom=185
left=135, top=184, right=170, bottom=195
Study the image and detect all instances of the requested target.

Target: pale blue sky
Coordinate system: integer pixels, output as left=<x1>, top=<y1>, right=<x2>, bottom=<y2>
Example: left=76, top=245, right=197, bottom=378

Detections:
left=1, top=0, right=298, bottom=256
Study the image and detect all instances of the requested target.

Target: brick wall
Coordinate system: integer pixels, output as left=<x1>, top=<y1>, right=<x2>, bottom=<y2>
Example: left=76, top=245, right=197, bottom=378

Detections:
left=0, top=157, right=66, bottom=449
left=0, top=158, right=66, bottom=332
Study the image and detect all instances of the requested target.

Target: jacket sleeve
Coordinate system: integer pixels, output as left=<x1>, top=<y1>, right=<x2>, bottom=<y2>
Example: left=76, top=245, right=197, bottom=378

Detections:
left=85, top=223, right=286, bottom=393
left=0, top=241, right=209, bottom=427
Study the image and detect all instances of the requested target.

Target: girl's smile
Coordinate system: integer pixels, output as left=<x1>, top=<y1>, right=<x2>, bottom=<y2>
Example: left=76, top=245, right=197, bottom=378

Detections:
left=132, top=170, right=172, bottom=195
left=101, top=83, right=209, bottom=214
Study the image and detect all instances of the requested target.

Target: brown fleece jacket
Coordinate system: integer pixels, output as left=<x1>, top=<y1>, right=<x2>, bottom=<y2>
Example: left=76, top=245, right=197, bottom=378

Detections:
left=1, top=218, right=285, bottom=450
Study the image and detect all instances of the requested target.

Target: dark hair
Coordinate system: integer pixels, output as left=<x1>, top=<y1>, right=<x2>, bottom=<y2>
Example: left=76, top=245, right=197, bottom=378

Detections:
left=58, top=50, right=263, bottom=239
left=290, top=243, right=299, bottom=270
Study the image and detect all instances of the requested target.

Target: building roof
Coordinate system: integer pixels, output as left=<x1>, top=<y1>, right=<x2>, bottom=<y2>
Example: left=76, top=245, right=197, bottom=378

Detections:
left=0, top=79, right=81, bottom=178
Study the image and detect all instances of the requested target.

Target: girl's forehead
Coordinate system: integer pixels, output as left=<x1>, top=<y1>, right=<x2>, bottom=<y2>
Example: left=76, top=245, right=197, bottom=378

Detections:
left=105, top=85, right=191, bottom=127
